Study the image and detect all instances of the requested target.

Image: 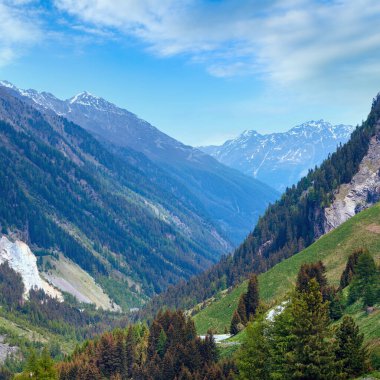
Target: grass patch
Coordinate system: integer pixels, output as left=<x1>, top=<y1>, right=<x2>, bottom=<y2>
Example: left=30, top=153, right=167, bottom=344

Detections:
left=194, top=203, right=380, bottom=334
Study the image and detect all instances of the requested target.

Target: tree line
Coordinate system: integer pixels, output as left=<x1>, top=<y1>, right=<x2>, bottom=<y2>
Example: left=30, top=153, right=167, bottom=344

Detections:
left=141, top=94, right=380, bottom=318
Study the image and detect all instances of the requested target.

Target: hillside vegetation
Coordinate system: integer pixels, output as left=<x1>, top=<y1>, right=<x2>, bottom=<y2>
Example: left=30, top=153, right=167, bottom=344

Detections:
left=143, top=94, right=380, bottom=317
left=193, top=201, right=380, bottom=334
left=0, top=88, right=235, bottom=308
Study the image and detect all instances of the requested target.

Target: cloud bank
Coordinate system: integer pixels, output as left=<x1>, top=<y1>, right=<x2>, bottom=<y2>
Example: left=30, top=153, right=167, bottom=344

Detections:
left=0, top=0, right=41, bottom=67
left=53, top=0, right=380, bottom=85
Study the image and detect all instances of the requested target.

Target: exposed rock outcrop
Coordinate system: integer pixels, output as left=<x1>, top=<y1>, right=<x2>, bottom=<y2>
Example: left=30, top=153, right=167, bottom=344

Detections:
left=0, top=236, right=62, bottom=300
left=0, top=336, right=18, bottom=364
left=324, top=131, right=380, bottom=232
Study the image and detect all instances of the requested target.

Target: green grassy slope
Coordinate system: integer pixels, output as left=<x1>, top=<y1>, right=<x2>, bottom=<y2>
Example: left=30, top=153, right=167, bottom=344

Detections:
left=194, top=202, right=380, bottom=334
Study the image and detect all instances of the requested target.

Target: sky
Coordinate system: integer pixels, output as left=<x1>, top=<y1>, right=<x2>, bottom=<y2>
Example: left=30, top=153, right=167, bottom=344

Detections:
left=0, top=0, right=380, bottom=146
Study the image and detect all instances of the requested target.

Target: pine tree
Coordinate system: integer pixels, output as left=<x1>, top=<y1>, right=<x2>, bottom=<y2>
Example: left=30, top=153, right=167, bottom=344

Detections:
left=157, top=328, right=167, bottom=358
left=178, top=365, right=193, bottom=380
left=237, top=317, right=271, bottom=380
left=237, top=293, right=247, bottom=324
left=245, top=274, right=260, bottom=320
left=230, top=310, right=242, bottom=335
left=162, top=349, right=176, bottom=380
left=76, top=362, right=101, bottom=380
left=202, top=332, right=218, bottom=364
left=125, top=326, right=136, bottom=377
left=327, top=289, right=344, bottom=320
left=36, top=347, right=58, bottom=380
left=287, top=279, right=341, bottom=379
left=335, top=316, right=369, bottom=378
left=269, top=303, right=294, bottom=379
left=25, top=348, right=39, bottom=377
left=348, top=252, right=379, bottom=306
left=340, top=249, right=364, bottom=289
left=296, top=261, right=327, bottom=296
left=97, top=333, right=117, bottom=378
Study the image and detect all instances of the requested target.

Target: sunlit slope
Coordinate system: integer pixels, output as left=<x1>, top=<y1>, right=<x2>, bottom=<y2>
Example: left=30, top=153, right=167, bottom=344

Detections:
left=194, top=202, right=380, bottom=334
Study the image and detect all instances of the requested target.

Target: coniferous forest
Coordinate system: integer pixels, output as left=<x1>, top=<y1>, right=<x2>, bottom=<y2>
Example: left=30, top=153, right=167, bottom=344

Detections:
left=142, top=94, right=380, bottom=317
left=3, top=250, right=378, bottom=380
left=0, top=92, right=379, bottom=378
left=0, top=6, right=379, bottom=376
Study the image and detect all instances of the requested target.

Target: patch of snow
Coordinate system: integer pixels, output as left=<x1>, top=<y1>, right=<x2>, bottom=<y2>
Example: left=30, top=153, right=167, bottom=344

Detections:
left=0, top=80, right=17, bottom=90
left=199, top=334, right=232, bottom=343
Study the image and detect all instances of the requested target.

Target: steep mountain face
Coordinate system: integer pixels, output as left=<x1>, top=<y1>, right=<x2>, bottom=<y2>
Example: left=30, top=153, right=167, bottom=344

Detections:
left=0, top=88, right=236, bottom=309
left=324, top=132, right=380, bottom=232
left=143, top=94, right=380, bottom=316
left=201, top=121, right=354, bottom=191
left=0, top=81, right=279, bottom=244
left=0, top=236, right=61, bottom=300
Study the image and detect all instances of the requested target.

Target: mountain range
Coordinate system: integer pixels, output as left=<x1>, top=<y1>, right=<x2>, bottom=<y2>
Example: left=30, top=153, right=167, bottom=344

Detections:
left=144, top=93, right=380, bottom=316
left=0, top=81, right=278, bottom=310
left=201, top=120, right=354, bottom=191
left=0, top=80, right=278, bottom=245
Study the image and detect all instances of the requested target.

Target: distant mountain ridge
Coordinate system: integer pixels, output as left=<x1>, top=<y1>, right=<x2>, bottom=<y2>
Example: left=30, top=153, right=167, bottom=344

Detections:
left=0, top=80, right=279, bottom=244
left=201, top=120, right=354, bottom=191
left=142, top=94, right=380, bottom=317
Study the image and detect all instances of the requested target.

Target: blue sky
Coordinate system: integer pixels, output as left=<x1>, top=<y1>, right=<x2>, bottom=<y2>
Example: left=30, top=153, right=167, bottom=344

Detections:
left=0, top=0, right=380, bottom=146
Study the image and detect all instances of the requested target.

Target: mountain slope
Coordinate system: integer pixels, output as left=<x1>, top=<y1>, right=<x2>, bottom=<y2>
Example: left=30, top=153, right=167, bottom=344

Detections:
left=0, top=81, right=279, bottom=244
left=193, top=201, right=380, bottom=333
left=0, top=88, right=234, bottom=308
left=142, top=93, right=380, bottom=316
left=201, top=120, right=354, bottom=191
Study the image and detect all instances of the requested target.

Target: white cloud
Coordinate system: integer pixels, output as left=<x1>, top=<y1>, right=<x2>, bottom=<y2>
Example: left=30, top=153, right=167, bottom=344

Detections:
left=0, top=1, right=41, bottom=67
left=53, top=0, right=380, bottom=88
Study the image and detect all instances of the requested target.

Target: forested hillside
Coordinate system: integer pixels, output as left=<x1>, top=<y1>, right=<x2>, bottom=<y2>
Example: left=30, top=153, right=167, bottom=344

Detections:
left=0, top=88, right=232, bottom=308
left=142, top=94, right=380, bottom=316
left=0, top=81, right=279, bottom=245
left=193, top=201, right=380, bottom=334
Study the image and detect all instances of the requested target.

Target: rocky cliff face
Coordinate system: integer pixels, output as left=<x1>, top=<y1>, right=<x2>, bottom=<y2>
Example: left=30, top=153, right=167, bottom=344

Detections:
left=0, top=236, right=62, bottom=300
left=324, top=125, right=380, bottom=232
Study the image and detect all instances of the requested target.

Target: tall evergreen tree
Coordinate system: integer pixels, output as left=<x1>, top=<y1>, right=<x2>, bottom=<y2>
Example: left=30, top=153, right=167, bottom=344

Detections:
left=230, top=310, right=243, bottom=335
left=237, top=317, right=271, bottom=380
left=340, top=249, right=365, bottom=289
left=37, top=347, right=58, bottom=380
left=296, top=261, right=327, bottom=296
left=237, top=293, right=247, bottom=324
left=245, top=274, right=260, bottom=320
left=348, top=252, right=379, bottom=306
left=335, top=316, right=369, bottom=378
left=287, top=279, right=341, bottom=379
left=157, top=329, right=167, bottom=358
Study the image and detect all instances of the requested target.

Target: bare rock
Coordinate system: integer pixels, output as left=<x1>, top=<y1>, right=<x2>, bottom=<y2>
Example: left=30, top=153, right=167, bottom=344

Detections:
left=324, top=132, right=380, bottom=233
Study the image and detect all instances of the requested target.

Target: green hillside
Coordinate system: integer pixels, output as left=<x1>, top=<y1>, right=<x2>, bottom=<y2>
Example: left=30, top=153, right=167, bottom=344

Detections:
left=194, top=202, right=380, bottom=334
left=144, top=95, right=380, bottom=318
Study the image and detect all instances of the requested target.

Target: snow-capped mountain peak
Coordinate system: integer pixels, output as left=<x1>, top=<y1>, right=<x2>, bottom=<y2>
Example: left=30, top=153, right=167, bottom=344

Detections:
left=200, top=120, right=354, bottom=191
left=0, top=80, right=18, bottom=90
left=69, top=91, right=100, bottom=105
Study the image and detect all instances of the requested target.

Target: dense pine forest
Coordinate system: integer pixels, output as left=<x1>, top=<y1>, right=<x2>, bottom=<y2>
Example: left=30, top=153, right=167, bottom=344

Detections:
left=142, top=94, right=380, bottom=316
left=2, top=249, right=378, bottom=379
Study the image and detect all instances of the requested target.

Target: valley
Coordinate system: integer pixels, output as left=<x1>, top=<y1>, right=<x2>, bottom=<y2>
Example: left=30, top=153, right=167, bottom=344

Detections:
left=0, top=2, right=379, bottom=378
left=0, top=86, right=379, bottom=379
